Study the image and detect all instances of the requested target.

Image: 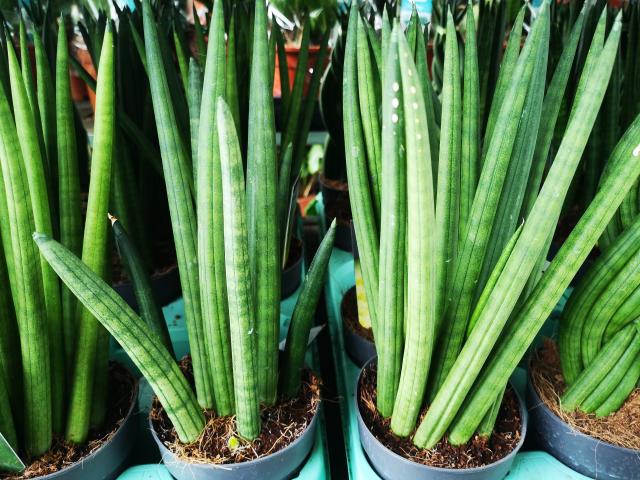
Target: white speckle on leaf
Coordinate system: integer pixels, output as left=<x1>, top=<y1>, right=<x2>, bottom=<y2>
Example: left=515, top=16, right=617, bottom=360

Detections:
left=392, top=113, right=399, bottom=123
left=392, top=98, right=400, bottom=108
left=248, top=328, right=254, bottom=335
left=393, top=82, right=400, bottom=92
left=352, top=146, right=360, bottom=157
left=411, top=86, right=416, bottom=94
left=417, top=133, right=422, bottom=140
left=633, top=143, right=640, bottom=157
left=413, top=102, right=418, bottom=110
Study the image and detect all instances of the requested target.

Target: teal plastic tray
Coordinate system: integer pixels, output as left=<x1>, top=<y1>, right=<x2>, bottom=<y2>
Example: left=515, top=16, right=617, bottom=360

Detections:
left=112, top=282, right=329, bottom=479
left=322, top=246, right=586, bottom=479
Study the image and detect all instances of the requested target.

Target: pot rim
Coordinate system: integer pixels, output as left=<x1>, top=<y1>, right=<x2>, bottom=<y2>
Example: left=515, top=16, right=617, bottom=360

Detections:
left=526, top=362, right=640, bottom=455
left=37, top=364, right=139, bottom=479
left=149, top=391, right=321, bottom=469
left=356, top=357, right=528, bottom=474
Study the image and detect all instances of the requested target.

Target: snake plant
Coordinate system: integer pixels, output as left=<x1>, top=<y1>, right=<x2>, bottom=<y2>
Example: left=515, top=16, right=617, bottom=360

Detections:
left=140, top=0, right=335, bottom=441
left=556, top=114, right=640, bottom=417
left=344, top=0, right=635, bottom=450
left=0, top=14, right=114, bottom=461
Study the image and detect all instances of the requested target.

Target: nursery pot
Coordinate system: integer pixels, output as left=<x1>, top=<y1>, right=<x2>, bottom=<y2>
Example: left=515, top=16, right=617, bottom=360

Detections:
left=149, top=402, right=320, bottom=480
left=526, top=371, right=640, bottom=480
left=38, top=369, right=139, bottom=480
left=281, top=237, right=304, bottom=299
left=319, top=174, right=351, bottom=252
left=356, top=359, right=527, bottom=480
left=113, top=265, right=181, bottom=310
left=341, top=286, right=376, bottom=367
left=273, top=44, right=330, bottom=98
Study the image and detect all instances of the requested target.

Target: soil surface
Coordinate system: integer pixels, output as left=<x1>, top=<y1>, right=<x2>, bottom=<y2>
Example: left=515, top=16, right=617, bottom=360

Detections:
left=1, top=363, right=136, bottom=479
left=150, top=357, right=321, bottom=465
left=530, top=339, right=640, bottom=450
left=358, top=363, right=522, bottom=469
left=342, top=287, right=374, bottom=342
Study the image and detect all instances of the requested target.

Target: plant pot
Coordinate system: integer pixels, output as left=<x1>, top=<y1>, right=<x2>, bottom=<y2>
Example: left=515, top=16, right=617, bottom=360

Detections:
left=356, top=359, right=527, bottom=480
left=112, top=265, right=181, bottom=310
left=341, top=287, right=375, bottom=367
left=526, top=371, right=640, bottom=480
left=319, top=175, right=351, bottom=252
left=273, top=44, right=330, bottom=99
left=149, top=401, right=320, bottom=480
left=281, top=237, right=304, bottom=299
left=37, top=367, right=139, bottom=480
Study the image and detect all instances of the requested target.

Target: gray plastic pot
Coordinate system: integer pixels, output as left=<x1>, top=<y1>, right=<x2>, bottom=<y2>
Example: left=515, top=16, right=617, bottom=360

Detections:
left=341, top=287, right=376, bottom=367
left=38, top=373, right=139, bottom=480
left=356, top=359, right=527, bottom=480
left=149, top=402, right=320, bottom=480
left=526, top=372, right=640, bottom=480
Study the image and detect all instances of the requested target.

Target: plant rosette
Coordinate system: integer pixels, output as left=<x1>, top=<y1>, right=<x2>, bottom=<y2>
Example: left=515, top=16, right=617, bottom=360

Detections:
left=147, top=361, right=321, bottom=480
left=0, top=365, right=138, bottom=480
left=527, top=342, right=640, bottom=480
left=355, top=359, right=527, bottom=480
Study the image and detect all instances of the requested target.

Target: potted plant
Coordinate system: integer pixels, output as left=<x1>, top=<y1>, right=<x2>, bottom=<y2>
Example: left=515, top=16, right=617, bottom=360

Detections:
left=528, top=118, right=640, bottom=478
left=343, top=1, right=637, bottom=476
left=34, top=3, right=337, bottom=476
left=0, top=21, right=139, bottom=479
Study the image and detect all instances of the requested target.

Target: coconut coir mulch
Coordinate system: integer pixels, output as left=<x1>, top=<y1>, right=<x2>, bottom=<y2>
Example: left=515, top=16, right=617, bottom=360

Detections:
left=358, top=363, right=522, bottom=469
left=342, top=287, right=374, bottom=342
left=530, top=338, right=640, bottom=450
left=150, top=357, right=321, bottom=465
left=1, top=363, right=136, bottom=479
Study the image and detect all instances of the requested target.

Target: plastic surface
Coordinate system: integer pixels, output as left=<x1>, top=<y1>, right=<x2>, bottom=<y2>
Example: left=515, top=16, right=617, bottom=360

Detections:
left=38, top=375, right=139, bottom=480
left=356, top=360, right=527, bottom=480
left=527, top=373, right=640, bottom=480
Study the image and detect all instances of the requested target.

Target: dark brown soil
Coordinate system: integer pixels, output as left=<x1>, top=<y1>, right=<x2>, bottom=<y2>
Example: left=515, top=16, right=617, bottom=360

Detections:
left=530, top=339, right=640, bottom=450
left=1, top=363, right=137, bottom=479
left=342, top=287, right=374, bottom=342
left=150, top=357, right=321, bottom=465
left=284, top=237, right=304, bottom=271
left=358, top=363, right=522, bottom=469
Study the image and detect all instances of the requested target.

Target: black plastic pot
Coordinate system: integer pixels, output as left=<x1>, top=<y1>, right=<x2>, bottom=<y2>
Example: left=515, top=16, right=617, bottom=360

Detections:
left=356, top=359, right=527, bottom=480
left=149, top=403, right=320, bottom=480
left=319, top=175, right=352, bottom=252
left=526, top=372, right=640, bottom=480
left=341, top=287, right=376, bottom=367
left=39, top=372, right=139, bottom=480
left=281, top=238, right=304, bottom=299
left=113, top=265, right=181, bottom=310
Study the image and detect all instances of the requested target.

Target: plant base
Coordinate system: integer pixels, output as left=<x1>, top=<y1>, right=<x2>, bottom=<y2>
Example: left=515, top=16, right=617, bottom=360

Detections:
left=1, top=363, right=138, bottom=480
left=356, top=360, right=526, bottom=480
left=149, top=363, right=321, bottom=480
left=528, top=342, right=640, bottom=479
